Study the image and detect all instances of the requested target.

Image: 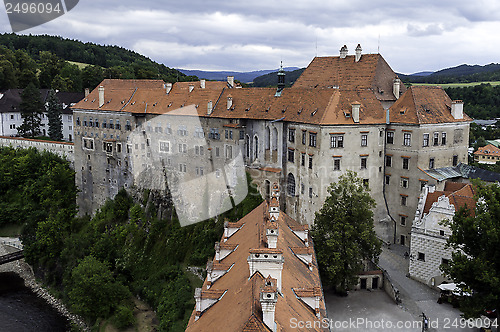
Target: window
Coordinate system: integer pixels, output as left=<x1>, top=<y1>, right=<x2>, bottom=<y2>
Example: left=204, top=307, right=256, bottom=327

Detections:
left=95, top=118, right=99, bottom=128
left=361, top=134, right=368, bottom=147
left=178, top=125, right=188, bottom=136
left=9, top=124, right=15, bottom=129
left=402, top=157, right=409, bottom=170
left=420, top=181, right=427, bottom=190
left=385, top=175, right=390, bottom=185
left=82, top=137, right=94, bottom=150
left=179, top=163, right=187, bottom=172
left=10, top=114, right=14, bottom=120
left=360, top=157, right=367, bottom=169
left=105, top=142, right=113, bottom=154
left=423, top=133, right=429, bottom=147
left=385, top=155, right=392, bottom=167
left=301, top=183, right=305, bottom=195
left=287, top=173, right=296, bottom=196
left=178, top=143, right=187, bottom=153
left=400, top=215, right=406, bottom=226
left=418, top=252, right=425, bottom=261
left=215, top=147, right=220, bottom=157
left=116, top=120, right=121, bottom=130
left=200, top=146, right=204, bottom=155
left=209, top=128, right=220, bottom=139
left=288, top=149, right=294, bottom=163
left=102, top=120, right=107, bottom=128
left=288, top=128, right=295, bottom=143
left=166, top=123, right=172, bottom=134
left=126, top=120, right=132, bottom=131
left=403, top=132, right=411, bottom=146
left=401, top=195, right=407, bottom=206
left=76, top=117, right=81, bottom=126
left=453, top=155, right=458, bottom=166
left=226, top=145, right=233, bottom=159
left=127, top=144, right=132, bottom=153
left=83, top=117, right=87, bottom=126
left=159, top=141, right=170, bottom=153
left=309, top=132, right=317, bottom=147
left=401, top=177, right=409, bottom=188
left=433, top=132, right=439, bottom=146
left=239, top=130, right=244, bottom=140
left=302, top=131, right=307, bottom=145
left=308, top=155, right=313, bottom=169
left=429, top=158, right=435, bottom=169
left=386, top=131, right=394, bottom=144
left=309, top=187, right=313, bottom=198
left=301, top=153, right=305, bottom=166
left=229, top=129, right=234, bottom=139
left=330, top=134, right=344, bottom=148
left=442, top=258, right=449, bottom=266
left=225, top=129, right=229, bottom=139
left=333, top=158, right=341, bottom=171
left=109, top=119, right=114, bottom=129
left=440, top=230, right=445, bottom=236
left=116, top=143, right=122, bottom=153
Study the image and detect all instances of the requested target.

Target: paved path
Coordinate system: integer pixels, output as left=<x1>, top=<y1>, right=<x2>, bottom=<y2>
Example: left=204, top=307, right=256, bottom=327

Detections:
left=379, top=244, right=475, bottom=332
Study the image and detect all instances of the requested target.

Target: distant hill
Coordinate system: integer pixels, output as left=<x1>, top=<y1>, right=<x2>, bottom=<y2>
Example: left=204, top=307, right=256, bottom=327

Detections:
left=0, top=33, right=196, bottom=91
left=400, top=63, right=500, bottom=84
left=178, top=67, right=300, bottom=83
left=252, top=68, right=305, bottom=87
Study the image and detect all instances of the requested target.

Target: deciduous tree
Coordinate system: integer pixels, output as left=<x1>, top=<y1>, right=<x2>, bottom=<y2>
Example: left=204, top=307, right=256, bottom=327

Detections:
left=311, top=170, right=381, bottom=293
left=441, top=181, right=500, bottom=319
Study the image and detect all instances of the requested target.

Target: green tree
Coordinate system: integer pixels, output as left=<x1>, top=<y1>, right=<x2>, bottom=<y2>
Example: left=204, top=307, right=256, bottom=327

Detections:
left=441, top=181, right=500, bottom=319
left=17, top=82, right=44, bottom=137
left=38, top=51, right=64, bottom=88
left=46, top=89, right=63, bottom=141
left=67, top=255, right=131, bottom=322
left=311, top=170, right=382, bottom=293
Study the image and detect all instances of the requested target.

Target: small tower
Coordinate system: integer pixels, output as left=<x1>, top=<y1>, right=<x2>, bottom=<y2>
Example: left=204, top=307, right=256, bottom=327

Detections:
left=275, top=62, right=285, bottom=97
left=260, top=276, right=278, bottom=330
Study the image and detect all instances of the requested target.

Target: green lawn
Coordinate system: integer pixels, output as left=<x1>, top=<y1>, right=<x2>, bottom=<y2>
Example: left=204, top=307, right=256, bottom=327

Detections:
left=412, top=81, right=500, bottom=88
left=67, top=60, right=92, bottom=69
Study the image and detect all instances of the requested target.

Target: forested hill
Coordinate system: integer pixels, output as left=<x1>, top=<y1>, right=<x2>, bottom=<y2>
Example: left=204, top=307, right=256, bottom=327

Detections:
left=0, top=33, right=197, bottom=91
left=252, top=68, right=305, bottom=87
left=400, top=63, right=500, bottom=84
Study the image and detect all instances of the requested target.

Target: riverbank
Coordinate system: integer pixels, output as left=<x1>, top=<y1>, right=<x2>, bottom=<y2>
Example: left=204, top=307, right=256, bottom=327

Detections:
left=0, top=242, right=89, bottom=331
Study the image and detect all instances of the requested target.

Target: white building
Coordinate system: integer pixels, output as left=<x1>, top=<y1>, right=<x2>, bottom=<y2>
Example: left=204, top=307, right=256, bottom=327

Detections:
left=409, top=182, right=475, bottom=287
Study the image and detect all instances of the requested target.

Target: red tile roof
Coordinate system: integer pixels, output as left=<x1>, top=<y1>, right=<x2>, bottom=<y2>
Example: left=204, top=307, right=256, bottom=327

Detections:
left=423, top=182, right=476, bottom=216
left=389, top=86, right=472, bottom=124
left=185, top=201, right=327, bottom=331
left=474, top=144, right=500, bottom=156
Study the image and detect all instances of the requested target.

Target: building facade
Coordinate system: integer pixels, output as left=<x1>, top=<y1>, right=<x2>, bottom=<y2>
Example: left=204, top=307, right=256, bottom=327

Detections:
left=409, top=182, right=475, bottom=287
left=71, top=45, right=471, bottom=246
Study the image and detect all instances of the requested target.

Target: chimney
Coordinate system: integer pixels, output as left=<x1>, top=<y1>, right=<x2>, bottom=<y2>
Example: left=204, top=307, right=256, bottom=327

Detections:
left=189, top=84, right=194, bottom=93
left=207, top=100, right=213, bottom=115
left=200, top=79, right=206, bottom=89
left=260, top=277, right=278, bottom=331
left=355, top=44, right=362, bottom=62
left=393, top=79, right=401, bottom=99
left=266, top=224, right=278, bottom=249
left=269, top=197, right=280, bottom=221
left=271, top=183, right=280, bottom=198
left=340, top=45, right=348, bottom=59
left=84, top=88, right=89, bottom=97
left=98, top=86, right=104, bottom=108
left=227, top=76, right=234, bottom=88
left=352, top=102, right=361, bottom=123
left=451, top=100, right=464, bottom=119
left=227, top=96, right=233, bottom=110
left=248, top=249, right=284, bottom=291
left=386, top=109, right=390, bottom=124
left=194, top=288, right=202, bottom=320
left=166, top=83, right=172, bottom=94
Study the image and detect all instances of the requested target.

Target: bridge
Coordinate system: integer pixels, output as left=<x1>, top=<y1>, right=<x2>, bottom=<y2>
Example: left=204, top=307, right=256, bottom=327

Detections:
left=0, top=237, right=24, bottom=266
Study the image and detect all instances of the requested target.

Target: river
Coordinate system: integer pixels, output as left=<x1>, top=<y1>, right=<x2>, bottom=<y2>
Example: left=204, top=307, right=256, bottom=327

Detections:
left=0, top=271, right=70, bottom=332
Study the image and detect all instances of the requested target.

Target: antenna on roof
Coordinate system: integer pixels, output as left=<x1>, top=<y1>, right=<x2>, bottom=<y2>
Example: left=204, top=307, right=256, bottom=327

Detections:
left=378, top=33, right=380, bottom=54
left=315, top=36, right=318, bottom=57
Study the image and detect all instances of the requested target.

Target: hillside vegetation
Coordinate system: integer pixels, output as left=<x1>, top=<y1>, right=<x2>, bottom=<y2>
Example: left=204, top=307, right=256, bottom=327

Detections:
left=0, top=146, right=262, bottom=331
left=445, top=83, right=500, bottom=119
left=0, top=33, right=197, bottom=92
left=252, top=68, right=305, bottom=87
left=400, top=63, right=500, bottom=84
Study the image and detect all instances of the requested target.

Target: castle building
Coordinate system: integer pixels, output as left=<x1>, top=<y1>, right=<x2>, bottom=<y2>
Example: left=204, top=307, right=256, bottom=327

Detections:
left=71, top=45, right=471, bottom=246
left=185, top=186, right=328, bottom=331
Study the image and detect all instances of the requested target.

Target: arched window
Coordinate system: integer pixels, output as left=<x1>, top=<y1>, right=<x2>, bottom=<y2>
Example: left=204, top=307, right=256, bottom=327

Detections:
left=265, top=180, right=271, bottom=200
left=246, top=135, right=250, bottom=158
left=265, top=127, right=270, bottom=150
left=287, top=173, right=295, bottom=196
left=254, top=135, right=259, bottom=160
left=272, top=127, right=278, bottom=151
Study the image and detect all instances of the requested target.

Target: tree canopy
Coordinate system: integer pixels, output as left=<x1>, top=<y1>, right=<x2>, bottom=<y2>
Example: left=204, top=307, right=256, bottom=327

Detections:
left=441, top=181, right=500, bottom=319
left=17, top=82, right=44, bottom=138
left=46, top=89, right=63, bottom=141
left=311, top=170, right=382, bottom=293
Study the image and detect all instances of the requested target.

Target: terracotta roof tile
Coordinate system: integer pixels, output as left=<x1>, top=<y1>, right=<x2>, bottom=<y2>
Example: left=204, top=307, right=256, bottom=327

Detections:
left=474, top=144, right=500, bottom=156
left=423, top=182, right=476, bottom=216
left=389, top=86, right=472, bottom=124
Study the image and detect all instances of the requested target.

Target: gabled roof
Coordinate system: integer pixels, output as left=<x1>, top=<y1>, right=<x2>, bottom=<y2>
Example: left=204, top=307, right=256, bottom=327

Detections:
left=185, top=201, right=327, bottom=331
left=389, top=86, right=471, bottom=124
left=474, top=144, right=500, bottom=156
left=292, top=54, right=405, bottom=101
left=423, top=182, right=476, bottom=216
left=0, top=89, right=83, bottom=114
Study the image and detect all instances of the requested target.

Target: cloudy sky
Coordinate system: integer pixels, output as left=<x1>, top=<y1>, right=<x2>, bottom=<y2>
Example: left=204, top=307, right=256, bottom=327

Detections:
left=1, top=0, right=500, bottom=74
